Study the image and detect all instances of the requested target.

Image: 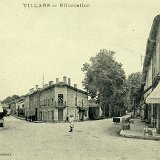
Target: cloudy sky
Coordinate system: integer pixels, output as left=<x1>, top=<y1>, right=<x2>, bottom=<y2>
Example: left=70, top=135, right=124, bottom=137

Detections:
left=0, top=0, right=159, bottom=100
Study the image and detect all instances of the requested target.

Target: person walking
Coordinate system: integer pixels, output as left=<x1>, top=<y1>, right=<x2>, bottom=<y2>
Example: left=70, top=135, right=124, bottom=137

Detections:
left=69, top=115, right=74, bottom=132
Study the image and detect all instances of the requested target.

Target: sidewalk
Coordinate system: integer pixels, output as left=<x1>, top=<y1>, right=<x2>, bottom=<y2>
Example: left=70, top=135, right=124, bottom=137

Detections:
left=120, top=118, right=160, bottom=141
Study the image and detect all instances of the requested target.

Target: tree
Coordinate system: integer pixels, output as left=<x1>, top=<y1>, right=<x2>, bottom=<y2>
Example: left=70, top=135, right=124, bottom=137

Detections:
left=126, top=72, right=142, bottom=112
left=2, top=95, right=20, bottom=104
left=82, top=49, right=126, bottom=117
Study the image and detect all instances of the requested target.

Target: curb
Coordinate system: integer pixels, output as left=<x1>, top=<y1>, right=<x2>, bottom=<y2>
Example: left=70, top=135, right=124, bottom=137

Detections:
left=119, top=130, right=160, bottom=141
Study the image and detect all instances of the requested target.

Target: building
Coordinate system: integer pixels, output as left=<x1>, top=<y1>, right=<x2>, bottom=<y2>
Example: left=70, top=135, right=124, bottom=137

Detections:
left=24, top=94, right=30, bottom=118
left=16, top=98, right=25, bottom=116
left=142, top=15, right=160, bottom=133
left=29, top=86, right=40, bottom=121
left=25, top=77, right=88, bottom=122
left=88, top=98, right=102, bottom=120
left=9, top=101, right=17, bottom=115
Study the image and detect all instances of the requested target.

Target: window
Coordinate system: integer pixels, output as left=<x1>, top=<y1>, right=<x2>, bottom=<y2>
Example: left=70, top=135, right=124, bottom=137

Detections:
left=58, top=94, right=63, bottom=106
left=52, top=98, right=53, bottom=105
left=75, top=96, right=77, bottom=106
left=82, top=99, right=84, bottom=107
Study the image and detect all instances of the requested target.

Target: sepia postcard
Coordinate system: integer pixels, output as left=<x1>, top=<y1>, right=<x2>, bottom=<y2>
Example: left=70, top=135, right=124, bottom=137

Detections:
left=0, top=0, right=160, bottom=160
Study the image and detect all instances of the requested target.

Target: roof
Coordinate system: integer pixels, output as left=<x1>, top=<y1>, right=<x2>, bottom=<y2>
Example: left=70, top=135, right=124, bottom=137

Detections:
left=142, top=15, right=160, bottom=82
left=88, top=99, right=100, bottom=108
left=29, top=82, right=88, bottom=96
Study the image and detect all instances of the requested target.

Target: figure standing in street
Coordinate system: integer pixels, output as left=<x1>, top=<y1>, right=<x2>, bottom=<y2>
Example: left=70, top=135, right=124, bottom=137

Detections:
left=69, top=115, right=74, bottom=132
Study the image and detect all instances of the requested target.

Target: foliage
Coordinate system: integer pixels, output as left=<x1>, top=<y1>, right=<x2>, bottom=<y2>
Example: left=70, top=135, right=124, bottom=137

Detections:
left=2, top=95, right=20, bottom=104
left=126, top=72, right=142, bottom=111
left=82, top=49, right=127, bottom=117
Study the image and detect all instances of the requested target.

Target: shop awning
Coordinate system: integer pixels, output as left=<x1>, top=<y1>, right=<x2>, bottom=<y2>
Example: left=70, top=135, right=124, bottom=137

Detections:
left=146, top=82, right=160, bottom=104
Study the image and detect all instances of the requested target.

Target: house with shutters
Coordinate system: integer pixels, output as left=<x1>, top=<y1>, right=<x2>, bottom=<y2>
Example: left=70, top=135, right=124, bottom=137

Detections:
left=25, top=77, right=88, bottom=122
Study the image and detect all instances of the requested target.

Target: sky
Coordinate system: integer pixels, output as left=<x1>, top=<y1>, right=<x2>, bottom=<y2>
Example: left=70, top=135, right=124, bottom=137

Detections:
left=0, top=0, right=160, bottom=100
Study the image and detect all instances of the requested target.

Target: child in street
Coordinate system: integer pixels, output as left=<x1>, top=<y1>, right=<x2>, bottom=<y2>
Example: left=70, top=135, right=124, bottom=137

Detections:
left=69, top=115, right=74, bottom=132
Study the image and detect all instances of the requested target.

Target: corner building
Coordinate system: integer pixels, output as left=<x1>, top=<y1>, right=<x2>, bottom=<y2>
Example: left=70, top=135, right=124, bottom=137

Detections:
left=27, top=77, right=88, bottom=122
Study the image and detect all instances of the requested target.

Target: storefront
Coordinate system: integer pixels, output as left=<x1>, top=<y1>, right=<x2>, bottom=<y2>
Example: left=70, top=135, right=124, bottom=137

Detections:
left=146, top=82, right=160, bottom=133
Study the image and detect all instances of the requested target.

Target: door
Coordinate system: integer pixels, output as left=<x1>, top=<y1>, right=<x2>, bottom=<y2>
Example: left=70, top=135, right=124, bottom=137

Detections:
left=40, top=111, right=42, bottom=121
left=35, top=108, right=38, bottom=121
left=58, top=109, right=63, bottom=121
left=52, top=110, right=54, bottom=121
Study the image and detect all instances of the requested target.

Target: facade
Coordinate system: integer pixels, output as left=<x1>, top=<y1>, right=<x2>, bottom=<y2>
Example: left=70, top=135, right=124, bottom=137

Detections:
left=24, top=94, right=30, bottom=118
left=9, top=101, right=17, bottom=115
left=142, top=15, right=160, bottom=133
left=24, top=77, right=88, bottom=122
left=16, top=98, right=25, bottom=116
left=88, top=98, right=102, bottom=120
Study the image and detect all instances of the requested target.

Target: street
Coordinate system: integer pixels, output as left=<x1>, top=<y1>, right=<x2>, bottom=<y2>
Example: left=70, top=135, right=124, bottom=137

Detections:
left=0, top=116, right=160, bottom=160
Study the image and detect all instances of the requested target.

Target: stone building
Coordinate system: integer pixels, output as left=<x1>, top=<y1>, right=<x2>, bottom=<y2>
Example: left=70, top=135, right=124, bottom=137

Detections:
left=142, top=15, right=160, bottom=133
left=25, top=77, right=88, bottom=122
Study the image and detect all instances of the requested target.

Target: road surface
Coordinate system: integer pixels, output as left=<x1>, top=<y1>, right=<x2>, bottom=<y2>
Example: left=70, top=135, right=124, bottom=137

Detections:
left=0, top=116, right=159, bottom=160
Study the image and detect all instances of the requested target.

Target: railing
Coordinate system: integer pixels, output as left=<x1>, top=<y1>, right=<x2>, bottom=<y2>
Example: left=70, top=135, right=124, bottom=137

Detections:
left=54, top=101, right=67, bottom=108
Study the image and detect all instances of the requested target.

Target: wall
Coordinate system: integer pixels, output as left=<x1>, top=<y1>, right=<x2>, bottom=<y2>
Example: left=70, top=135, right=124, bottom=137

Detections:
left=156, top=24, right=160, bottom=74
left=10, top=102, right=16, bottom=115
left=28, top=84, right=88, bottom=122
left=144, top=59, right=153, bottom=99
left=24, top=96, right=29, bottom=117
left=39, top=87, right=55, bottom=121
left=67, top=88, right=88, bottom=120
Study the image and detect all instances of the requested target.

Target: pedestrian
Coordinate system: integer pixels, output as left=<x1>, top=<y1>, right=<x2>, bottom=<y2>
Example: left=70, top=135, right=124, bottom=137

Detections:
left=69, top=115, right=74, bottom=132
left=65, top=116, right=69, bottom=123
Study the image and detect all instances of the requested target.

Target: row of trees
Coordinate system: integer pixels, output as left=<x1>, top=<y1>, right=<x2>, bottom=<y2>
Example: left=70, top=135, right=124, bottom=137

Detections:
left=2, top=95, right=20, bottom=104
left=82, top=49, right=142, bottom=117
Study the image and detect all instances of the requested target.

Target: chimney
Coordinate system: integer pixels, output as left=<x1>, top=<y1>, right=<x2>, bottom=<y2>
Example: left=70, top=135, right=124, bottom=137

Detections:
left=56, top=78, right=59, bottom=84
left=63, top=76, right=67, bottom=84
left=29, top=89, right=32, bottom=93
left=30, top=88, right=34, bottom=93
left=49, top=81, right=53, bottom=86
left=74, top=84, right=77, bottom=88
left=68, top=78, right=71, bottom=86
left=35, top=85, right=39, bottom=90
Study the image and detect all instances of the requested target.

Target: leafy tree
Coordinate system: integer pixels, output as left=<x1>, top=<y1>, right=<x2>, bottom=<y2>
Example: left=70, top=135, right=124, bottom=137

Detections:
left=82, top=49, right=126, bottom=117
left=2, top=95, right=20, bottom=104
left=126, top=72, right=142, bottom=112
left=2, top=96, right=12, bottom=104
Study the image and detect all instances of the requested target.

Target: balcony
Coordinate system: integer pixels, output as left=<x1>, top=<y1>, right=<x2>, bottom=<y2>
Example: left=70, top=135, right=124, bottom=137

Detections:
left=54, top=101, right=67, bottom=109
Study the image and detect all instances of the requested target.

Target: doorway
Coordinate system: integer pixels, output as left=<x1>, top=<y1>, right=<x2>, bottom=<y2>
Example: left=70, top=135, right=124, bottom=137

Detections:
left=58, top=109, right=63, bottom=121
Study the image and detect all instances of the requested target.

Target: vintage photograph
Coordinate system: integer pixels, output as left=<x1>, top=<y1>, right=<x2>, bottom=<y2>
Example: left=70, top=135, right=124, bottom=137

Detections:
left=0, top=0, right=160, bottom=160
